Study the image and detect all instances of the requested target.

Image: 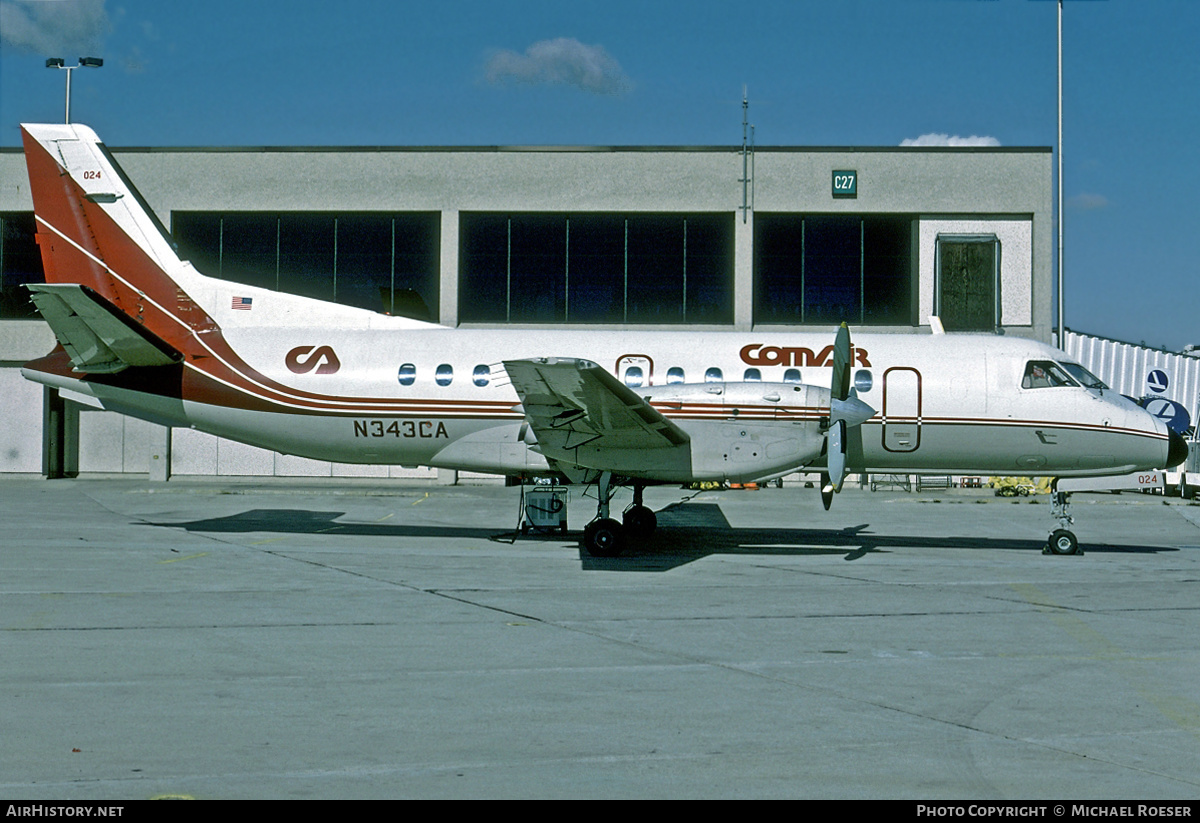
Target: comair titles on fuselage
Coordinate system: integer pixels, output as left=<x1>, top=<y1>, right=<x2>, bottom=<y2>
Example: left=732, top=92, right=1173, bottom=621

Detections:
left=740, top=343, right=871, bottom=368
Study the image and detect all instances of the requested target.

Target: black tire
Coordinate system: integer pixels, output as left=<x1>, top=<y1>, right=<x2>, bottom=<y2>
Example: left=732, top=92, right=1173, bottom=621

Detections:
left=622, top=505, right=657, bottom=538
left=1047, top=529, right=1079, bottom=555
left=583, top=518, right=624, bottom=557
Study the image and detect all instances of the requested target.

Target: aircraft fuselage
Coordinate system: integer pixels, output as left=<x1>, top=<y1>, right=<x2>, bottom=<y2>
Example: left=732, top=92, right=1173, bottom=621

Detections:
left=26, top=324, right=1175, bottom=483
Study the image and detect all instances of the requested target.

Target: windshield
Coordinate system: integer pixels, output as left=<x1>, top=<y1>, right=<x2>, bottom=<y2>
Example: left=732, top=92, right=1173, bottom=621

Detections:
left=1060, top=362, right=1109, bottom=390
left=1022, top=360, right=1078, bottom=389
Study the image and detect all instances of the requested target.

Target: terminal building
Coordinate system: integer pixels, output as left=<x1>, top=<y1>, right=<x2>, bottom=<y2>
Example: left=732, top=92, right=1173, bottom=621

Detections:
left=0, top=138, right=1053, bottom=479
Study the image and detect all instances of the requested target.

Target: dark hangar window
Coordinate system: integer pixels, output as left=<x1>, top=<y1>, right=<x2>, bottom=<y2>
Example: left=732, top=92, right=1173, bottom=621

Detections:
left=754, top=214, right=914, bottom=326
left=171, top=212, right=441, bottom=321
left=458, top=213, right=734, bottom=325
left=0, top=213, right=46, bottom=319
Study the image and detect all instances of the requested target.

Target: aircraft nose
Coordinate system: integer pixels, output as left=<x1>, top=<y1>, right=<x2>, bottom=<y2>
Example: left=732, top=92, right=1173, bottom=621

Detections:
left=1166, top=429, right=1188, bottom=469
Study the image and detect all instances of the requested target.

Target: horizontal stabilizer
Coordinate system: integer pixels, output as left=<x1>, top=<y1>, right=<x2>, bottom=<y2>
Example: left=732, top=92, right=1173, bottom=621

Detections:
left=26, top=283, right=181, bottom=374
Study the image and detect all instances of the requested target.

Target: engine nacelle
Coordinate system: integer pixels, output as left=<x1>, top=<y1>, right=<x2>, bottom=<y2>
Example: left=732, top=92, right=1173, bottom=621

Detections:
left=609, top=381, right=831, bottom=482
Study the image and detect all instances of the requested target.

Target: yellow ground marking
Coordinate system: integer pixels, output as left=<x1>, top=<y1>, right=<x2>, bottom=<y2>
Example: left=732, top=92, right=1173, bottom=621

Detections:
left=1010, top=582, right=1200, bottom=739
left=158, top=552, right=208, bottom=564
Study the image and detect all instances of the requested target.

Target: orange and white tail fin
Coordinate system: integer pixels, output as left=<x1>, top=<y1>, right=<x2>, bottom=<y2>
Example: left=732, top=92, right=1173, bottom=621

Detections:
left=21, top=122, right=220, bottom=352
left=22, top=122, right=440, bottom=338
left=22, top=124, right=182, bottom=279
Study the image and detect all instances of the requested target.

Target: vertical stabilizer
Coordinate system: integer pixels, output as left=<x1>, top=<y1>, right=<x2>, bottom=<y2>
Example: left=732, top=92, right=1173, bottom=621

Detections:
left=21, top=123, right=218, bottom=350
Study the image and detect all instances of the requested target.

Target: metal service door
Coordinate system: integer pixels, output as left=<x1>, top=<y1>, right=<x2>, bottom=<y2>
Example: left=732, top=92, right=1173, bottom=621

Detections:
left=882, top=367, right=922, bottom=453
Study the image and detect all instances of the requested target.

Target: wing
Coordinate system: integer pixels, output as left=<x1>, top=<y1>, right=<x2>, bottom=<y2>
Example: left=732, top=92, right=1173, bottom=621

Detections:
left=26, top=283, right=181, bottom=374
left=503, top=358, right=689, bottom=456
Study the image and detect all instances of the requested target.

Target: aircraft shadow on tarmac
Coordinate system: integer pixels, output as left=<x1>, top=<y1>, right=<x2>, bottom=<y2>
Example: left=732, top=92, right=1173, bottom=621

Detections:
left=145, top=501, right=1179, bottom=572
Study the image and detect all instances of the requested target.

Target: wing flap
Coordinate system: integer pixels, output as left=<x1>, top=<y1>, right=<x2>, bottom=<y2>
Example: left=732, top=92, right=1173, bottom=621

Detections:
left=504, top=358, right=689, bottom=452
left=27, top=283, right=181, bottom=374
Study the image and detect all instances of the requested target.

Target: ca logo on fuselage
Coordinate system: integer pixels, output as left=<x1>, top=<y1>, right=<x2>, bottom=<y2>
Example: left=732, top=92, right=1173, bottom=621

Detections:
left=285, top=345, right=341, bottom=375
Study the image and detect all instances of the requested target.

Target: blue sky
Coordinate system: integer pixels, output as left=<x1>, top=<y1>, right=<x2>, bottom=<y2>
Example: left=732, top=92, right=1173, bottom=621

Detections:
left=2, top=0, right=1196, bottom=350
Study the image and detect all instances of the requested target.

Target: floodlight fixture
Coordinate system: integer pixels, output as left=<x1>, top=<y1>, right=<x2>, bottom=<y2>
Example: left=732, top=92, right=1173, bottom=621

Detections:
left=44, top=57, right=104, bottom=123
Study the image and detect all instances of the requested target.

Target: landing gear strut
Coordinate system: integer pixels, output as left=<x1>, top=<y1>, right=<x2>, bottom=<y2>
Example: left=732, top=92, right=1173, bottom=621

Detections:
left=581, top=475, right=656, bottom=557
left=1044, top=488, right=1081, bottom=555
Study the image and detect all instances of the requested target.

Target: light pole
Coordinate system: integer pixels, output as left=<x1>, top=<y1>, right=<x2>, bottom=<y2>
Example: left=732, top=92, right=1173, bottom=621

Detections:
left=45, top=57, right=103, bottom=124
left=1056, top=0, right=1064, bottom=347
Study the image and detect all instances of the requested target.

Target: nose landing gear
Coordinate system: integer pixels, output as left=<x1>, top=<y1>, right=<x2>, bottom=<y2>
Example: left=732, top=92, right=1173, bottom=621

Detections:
left=1044, top=488, right=1082, bottom=555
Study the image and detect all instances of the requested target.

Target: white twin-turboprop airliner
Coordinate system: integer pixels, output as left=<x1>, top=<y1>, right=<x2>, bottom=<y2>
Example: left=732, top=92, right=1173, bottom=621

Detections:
left=18, top=123, right=1187, bottom=556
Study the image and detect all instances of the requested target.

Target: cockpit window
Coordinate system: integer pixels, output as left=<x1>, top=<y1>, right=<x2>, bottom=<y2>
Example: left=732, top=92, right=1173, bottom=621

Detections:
left=1022, top=360, right=1078, bottom=389
left=1060, top=362, right=1108, bottom=390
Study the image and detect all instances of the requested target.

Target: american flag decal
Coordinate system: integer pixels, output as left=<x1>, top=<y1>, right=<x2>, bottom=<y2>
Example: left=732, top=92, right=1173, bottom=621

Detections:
left=231, top=296, right=253, bottom=310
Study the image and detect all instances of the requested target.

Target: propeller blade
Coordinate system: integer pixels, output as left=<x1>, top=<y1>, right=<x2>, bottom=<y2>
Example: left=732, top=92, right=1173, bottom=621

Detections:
left=821, top=420, right=847, bottom=511
left=831, top=322, right=852, bottom=402
left=827, top=419, right=847, bottom=493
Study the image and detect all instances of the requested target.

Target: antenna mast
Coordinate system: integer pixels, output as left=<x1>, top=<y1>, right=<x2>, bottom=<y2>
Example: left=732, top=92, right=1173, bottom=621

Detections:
left=740, top=88, right=754, bottom=224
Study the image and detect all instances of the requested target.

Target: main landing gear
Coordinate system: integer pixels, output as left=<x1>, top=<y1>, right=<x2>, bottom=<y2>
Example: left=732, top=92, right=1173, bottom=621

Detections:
left=582, top=472, right=656, bottom=557
left=1044, top=488, right=1081, bottom=555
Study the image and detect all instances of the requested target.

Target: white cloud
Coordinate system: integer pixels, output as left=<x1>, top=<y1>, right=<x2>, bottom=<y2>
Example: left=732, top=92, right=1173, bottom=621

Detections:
left=900, top=133, right=1001, bottom=147
left=485, top=37, right=631, bottom=96
left=0, top=0, right=110, bottom=55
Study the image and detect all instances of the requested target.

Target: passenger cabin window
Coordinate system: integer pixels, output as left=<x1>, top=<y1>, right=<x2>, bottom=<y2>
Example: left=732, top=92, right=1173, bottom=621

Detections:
left=854, top=369, right=873, bottom=393
left=398, top=363, right=416, bottom=386
left=624, top=366, right=645, bottom=388
left=1022, top=360, right=1077, bottom=389
left=783, top=368, right=802, bottom=385
left=666, top=367, right=686, bottom=384
left=743, top=368, right=762, bottom=382
left=436, top=364, right=453, bottom=386
left=473, top=364, right=491, bottom=387
left=705, top=367, right=723, bottom=383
